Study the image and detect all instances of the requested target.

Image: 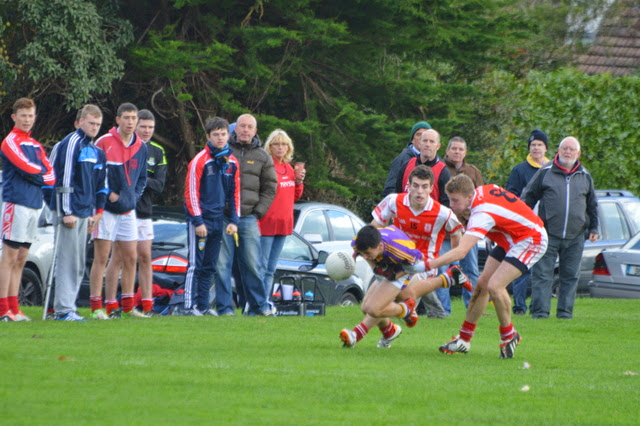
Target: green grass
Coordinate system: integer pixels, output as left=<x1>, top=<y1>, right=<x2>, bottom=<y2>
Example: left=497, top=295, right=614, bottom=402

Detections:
left=1, top=298, right=639, bottom=425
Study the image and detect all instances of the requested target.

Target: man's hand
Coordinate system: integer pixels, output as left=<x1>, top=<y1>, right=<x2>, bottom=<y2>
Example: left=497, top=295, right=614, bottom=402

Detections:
left=63, top=215, right=77, bottom=229
left=195, top=224, right=207, bottom=238
left=226, top=223, right=238, bottom=235
left=589, top=233, right=599, bottom=243
left=108, top=192, right=120, bottom=203
left=87, top=212, right=102, bottom=234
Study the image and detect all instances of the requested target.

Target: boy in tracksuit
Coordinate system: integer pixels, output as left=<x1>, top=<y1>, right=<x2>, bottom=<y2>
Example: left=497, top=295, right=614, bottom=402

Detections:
left=89, top=103, right=147, bottom=319
left=48, top=104, right=108, bottom=321
left=183, top=117, right=239, bottom=315
left=0, top=97, right=56, bottom=322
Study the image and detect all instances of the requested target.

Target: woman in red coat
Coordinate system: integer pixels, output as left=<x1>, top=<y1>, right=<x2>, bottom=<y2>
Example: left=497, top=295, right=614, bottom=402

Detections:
left=259, top=129, right=305, bottom=296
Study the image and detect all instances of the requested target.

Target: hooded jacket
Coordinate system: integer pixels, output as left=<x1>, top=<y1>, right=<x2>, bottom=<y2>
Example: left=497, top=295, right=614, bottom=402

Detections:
left=521, top=155, right=598, bottom=240
left=185, top=141, right=240, bottom=228
left=96, top=127, right=147, bottom=214
left=47, top=127, right=107, bottom=218
left=228, top=133, right=277, bottom=218
left=136, top=141, right=167, bottom=219
left=1, top=127, right=55, bottom=209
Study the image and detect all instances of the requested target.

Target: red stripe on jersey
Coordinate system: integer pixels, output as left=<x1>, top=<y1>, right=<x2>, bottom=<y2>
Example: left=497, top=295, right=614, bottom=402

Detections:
left=2, top=202, right=15, bottom=240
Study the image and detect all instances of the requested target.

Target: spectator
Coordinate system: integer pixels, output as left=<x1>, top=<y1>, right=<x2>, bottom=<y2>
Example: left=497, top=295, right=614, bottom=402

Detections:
left=104, top=109, right=167, bottom=316
left=381, top=121, right=431, bottom=197
left=89, top=103, right=148, bottom=319
left=259, top=129, right=304, bottom=299
left=505, top=129, right=550, bottom=315
left=214, top=114, right=277, bottom=316
left=0, top=97, right=56, bottom=322
left=183, top=117, right=239, bottom=316
left=522, top=136, right=598, bottom=319
left=48, top=104, right=107, bottom=321
left=428, top=175, right=548, bottom=358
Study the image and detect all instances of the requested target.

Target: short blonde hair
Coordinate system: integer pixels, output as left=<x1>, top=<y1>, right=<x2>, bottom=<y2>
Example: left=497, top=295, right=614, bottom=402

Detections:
left=445, top=174, right=475, bottom=196
left=264, top=129, right=294, bottom=163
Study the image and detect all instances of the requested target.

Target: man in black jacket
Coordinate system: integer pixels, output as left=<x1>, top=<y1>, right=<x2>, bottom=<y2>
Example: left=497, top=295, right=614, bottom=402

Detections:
left=522, top=136, right=598, bottom=319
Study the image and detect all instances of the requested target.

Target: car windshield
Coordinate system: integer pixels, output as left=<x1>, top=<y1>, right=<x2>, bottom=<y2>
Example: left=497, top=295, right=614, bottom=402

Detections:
left=621, top=200, right=640, bottom=231
left=153, top=222, right=187, bottom=246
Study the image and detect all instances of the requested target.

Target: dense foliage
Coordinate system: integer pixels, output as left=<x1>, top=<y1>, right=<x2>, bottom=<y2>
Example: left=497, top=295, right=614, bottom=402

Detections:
left=0, top=0, right=629, bottom=216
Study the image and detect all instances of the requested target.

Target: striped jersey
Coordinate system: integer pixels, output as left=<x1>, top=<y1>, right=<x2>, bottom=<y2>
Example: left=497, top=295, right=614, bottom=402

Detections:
left=466, top=184, right=545, bottom=250
left=373, top=193, right=462, bottom=261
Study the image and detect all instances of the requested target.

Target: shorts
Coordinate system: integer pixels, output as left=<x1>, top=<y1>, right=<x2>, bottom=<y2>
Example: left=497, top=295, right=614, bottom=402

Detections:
left=94, top=210, right=138, bottom=242
left=137, top=218, right=154, bottom=241
left=1, top=202, right=39, bottom=244
left=489, top=233, right=548, bottom=274
left=376, top=273, right=412, bottom=290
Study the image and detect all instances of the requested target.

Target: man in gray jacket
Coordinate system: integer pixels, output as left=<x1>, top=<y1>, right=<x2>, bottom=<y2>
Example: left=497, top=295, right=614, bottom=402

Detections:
left=522, top=136, right=598, bottom=319
left=214, top=113, right=277, bottom=316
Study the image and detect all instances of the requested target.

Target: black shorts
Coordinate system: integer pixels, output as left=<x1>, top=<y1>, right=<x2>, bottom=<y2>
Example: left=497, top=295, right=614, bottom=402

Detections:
left=488, top=245, right=528, bottom=274
left=2, top=238, right=32, bottom=249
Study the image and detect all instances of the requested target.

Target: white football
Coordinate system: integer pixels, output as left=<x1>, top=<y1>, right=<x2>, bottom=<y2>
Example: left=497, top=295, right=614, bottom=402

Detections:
left=325, top=251, right=356, bottom=281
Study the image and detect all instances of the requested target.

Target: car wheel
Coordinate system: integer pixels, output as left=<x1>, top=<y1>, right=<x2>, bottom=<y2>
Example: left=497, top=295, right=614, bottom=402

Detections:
left=338, top=292, right=358, bottom=306
left=20, top=268, right=44, bottom=306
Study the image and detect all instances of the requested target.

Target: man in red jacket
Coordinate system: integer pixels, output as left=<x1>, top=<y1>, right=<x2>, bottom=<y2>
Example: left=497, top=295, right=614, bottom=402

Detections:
left=0, top=97, right=55, bottom=321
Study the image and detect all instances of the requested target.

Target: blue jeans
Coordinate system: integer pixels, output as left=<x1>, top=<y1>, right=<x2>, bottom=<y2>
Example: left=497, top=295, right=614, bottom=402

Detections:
left=436, top=239, right=452, bottom=315
left=459, top=242, right=480, bottom=309
left=511, top=270, right=530, bottom=313
left=215, top=215, right=269, bottom=315
left=260, top=235, right=286, bottom=297
left=530, top=233, right=584, bottom=319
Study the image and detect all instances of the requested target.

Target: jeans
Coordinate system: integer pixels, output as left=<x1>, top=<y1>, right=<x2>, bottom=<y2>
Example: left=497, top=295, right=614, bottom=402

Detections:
left=459, top=242, right=480, bottom=309
left=215, top=215, right=269, bottom=315
left=260, top=235, right=287, bottom=297
left=511, top=270, right=531, bottom=314
left=436, top=239, right=452, bottom=315
left=530, top=233, right=584, bottom=319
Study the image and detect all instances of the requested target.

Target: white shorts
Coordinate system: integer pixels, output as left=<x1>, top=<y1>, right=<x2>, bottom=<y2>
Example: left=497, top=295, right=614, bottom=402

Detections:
left=501, top=233, right=548, bottom=272
left=137, top=218, right=154, bottom=241
left=94, top=210, right=138, bottom=242
left=1, top=202, right=39, bottom=244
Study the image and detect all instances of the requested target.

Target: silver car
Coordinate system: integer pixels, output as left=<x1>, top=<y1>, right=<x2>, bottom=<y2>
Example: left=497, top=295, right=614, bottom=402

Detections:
left=588, top=231, right=640, bottom=298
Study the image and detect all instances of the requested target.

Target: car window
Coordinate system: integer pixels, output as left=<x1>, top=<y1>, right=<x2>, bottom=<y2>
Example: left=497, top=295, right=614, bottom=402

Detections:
left=620, top=200, right=640, bottom=233
left=153, top=222, right=188, bottom=245
left=630, top=238, right=640, bottom=250
left=280, top=234, right=313, bottom=261
left=600, top=202, right=630, bottom=241
left=327, top=209, right=357, bottom=241
left=299, top=210, right=330, bottom=241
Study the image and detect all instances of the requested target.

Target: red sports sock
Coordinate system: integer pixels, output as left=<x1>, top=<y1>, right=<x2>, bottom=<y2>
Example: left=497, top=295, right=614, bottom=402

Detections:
left=353, top=323, right=369, bottom=342
left=0, top=297, right=9, bottom=315
left=105, top=300, right=119, bottom=315
left=121, top=294, right=134, bottom=313
left=90, top=296, right=103, bottom=312
left=8, top=296, right=19, bottom=313
left=379, top=321, right=396, bottom=339
left=500, top=323, right=515, bottom=342
left=459, top=321, right=477, bottom=342
left=141, top=298, right=153, bottom=313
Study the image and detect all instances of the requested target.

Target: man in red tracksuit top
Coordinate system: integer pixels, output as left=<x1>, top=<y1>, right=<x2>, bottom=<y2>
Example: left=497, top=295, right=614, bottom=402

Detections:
left=0, top=97, right=56, bottom=322
left=183, top=117, right=240, bottom=316
left=89, top=103, right=148, bottom=319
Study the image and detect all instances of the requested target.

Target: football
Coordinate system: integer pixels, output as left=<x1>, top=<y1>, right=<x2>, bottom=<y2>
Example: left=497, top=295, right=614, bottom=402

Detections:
left=325, top=251, right=356, bottom=281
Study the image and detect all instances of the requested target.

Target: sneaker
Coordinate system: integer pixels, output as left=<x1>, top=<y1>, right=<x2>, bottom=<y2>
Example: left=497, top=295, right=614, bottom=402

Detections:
left=201, top=309, right=218, bottom=316
left=185, top=308, right=203, bottom=316
left=377, top=324, right=403, bottom=348
left=91, top=309, right=110, bottom=320
left=121, top=308, right=148, bottom=318
left=499, top=333, right=522, bottom=359
left=143, top=310, right=159, bottom=317
left=439, top=335, right=471, bottom=354
left=55, top=312, right=87, bottom=322
left=444, top=265, right=473, bottom=292
left=259, top=309, right=275, bottom=317
left=108, top=310, right=122, bottom=319
left=402, top=298, right=419, bottom=328
left=14, top=310, right=32, bottom=322
left=340, top=329, right=357, bottom=348
left=0, top=311, right=16, bottom=322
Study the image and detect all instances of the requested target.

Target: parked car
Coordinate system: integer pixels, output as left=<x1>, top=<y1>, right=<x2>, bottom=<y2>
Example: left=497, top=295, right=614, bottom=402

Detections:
left=588, top=231, right=640, bottom=298
left=570, top=189, right=640, bottom=294
left=0, top=177, right=55, bottom=306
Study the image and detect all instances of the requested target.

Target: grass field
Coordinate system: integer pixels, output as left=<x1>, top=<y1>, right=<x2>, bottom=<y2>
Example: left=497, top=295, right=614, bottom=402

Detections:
left=1, top=297, right=639, bottom=425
